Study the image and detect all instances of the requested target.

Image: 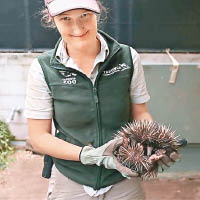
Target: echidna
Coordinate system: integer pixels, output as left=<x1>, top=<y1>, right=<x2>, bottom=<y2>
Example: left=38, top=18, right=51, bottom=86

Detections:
left=113, top=120, right=186, bottom=179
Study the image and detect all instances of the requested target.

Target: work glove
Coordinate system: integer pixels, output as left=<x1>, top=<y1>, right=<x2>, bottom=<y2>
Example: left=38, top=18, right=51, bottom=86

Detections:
left=147, top=146, right=180, bottom=170
left=80, top=138, right=138, bottom=178
left=156, top=138, right=187, bottom=170
left=156, top=150, right=180, bottom=172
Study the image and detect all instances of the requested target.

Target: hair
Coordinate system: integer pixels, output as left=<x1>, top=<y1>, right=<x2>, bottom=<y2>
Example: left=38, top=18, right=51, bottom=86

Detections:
left=40, top=0, right=107, bottom=29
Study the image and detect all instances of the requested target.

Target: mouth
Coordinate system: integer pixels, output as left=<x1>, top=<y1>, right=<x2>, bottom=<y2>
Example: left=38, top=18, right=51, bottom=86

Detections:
left=71, top=31, right=88, bottom=38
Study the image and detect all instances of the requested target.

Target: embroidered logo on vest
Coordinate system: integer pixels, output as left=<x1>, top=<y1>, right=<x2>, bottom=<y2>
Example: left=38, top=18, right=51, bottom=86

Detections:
left=103, top=63, right=130, bottom=76
left=59, top=71, right=77, bottom=85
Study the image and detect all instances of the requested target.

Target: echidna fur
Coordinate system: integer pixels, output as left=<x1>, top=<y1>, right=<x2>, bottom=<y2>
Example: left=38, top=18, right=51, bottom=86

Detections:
left=113, top=120, right=181, bottom=179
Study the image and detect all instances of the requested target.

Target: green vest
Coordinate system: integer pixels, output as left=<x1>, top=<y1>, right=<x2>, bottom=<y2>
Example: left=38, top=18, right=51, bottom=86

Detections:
left=38, top=31, right=134, bottom=190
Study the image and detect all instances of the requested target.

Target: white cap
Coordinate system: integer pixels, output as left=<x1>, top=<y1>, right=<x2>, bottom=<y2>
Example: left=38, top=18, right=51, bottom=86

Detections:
left=45, top=0, right=100, bottom=16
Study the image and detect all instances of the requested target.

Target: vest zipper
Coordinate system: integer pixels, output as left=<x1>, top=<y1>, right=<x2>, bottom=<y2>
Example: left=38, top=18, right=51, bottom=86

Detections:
left=93, top=87, right=103, bottom=190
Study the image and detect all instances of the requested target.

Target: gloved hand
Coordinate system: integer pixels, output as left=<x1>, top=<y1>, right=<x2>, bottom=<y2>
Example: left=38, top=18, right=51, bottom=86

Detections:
left=79, top=138, right=138, bottom=178
left=157, top=151, right=180, bottom=169
left=147, top=147, right=180, bottom=170
left=155, top=138, right=187, bottom=169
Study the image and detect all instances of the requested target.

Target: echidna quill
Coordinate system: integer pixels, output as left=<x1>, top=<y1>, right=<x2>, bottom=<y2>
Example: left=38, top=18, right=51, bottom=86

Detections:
left=113, top=120, right=187, bottom=179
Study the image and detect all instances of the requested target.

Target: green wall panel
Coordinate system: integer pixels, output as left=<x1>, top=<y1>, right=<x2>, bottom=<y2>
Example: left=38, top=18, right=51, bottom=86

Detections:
left=166, top=144, right=200, bottom=172
left=144, top=65, right=200, bottom=143
left=0, top=0, right=200, bottom=51
left=103, top=0, right=200, bottom=52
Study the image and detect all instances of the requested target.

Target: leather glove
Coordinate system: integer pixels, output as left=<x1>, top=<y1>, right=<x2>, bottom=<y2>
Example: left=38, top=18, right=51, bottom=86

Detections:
left=80, top=138, right=138, bottom=178
left=156, top=138, right=187, bottom=169
left=147, top=146, right=180, bottom=170
left=157, top=151, right=180, bottom=169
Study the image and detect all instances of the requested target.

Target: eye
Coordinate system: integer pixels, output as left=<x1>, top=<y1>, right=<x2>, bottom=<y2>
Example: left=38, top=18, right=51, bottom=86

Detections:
left=80, top=12, right=90, bottom=18
left=61, top=16, right=71, bottom=21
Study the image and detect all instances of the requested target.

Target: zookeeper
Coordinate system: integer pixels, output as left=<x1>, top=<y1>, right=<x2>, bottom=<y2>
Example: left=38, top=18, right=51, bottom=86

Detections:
left=25, top=0, right=162, bottom=199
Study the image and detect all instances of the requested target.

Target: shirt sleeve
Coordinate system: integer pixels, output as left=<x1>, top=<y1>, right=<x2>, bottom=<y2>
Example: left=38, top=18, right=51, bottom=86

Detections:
left=24, top=58, right=53, bottom=119
left=130, top=47, right=150, bottom=104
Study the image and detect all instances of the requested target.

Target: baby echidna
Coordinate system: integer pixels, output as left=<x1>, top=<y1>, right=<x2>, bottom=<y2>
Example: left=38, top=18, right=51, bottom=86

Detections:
left=113, top=120, right=186, bottom=179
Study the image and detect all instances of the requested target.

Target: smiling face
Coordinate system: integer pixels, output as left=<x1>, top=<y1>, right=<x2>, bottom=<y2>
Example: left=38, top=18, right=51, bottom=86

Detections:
left=54, top=9, right=98, bottom=50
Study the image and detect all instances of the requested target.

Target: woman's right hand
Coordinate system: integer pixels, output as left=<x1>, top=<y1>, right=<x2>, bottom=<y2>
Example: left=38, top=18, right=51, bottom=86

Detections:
left=27, top=119, right=82, bottom=161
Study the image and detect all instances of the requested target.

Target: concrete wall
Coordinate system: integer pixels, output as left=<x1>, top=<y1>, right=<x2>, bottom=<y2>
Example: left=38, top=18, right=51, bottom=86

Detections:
left=0, top=53, right=199, bottom=141
left=0, top=53, right=40, bottom=140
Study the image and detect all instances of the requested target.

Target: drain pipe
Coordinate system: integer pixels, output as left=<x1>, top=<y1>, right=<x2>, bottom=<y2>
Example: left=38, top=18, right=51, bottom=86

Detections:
left=6, top=106, right=22, bottom=124
left=5, top=107, right=27, bottom=148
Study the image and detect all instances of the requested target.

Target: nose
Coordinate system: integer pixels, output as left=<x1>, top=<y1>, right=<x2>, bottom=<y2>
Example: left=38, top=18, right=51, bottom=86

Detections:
left=71, top=20, right=84, bottom=36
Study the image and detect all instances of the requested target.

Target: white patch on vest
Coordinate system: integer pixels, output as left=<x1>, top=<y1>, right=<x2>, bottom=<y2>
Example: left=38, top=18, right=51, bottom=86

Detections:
left=103, top=63, right=130, bottom=76
left=59, top=71, right=77, bottom=85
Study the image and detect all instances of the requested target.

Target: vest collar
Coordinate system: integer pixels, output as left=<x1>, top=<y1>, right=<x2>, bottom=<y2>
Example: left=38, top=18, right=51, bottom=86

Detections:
left=49, top=30, right=121, bottom=68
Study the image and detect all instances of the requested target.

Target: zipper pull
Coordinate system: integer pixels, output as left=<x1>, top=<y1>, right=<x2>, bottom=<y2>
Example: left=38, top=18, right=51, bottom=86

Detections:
left=93, top=88, right=98, bottom=103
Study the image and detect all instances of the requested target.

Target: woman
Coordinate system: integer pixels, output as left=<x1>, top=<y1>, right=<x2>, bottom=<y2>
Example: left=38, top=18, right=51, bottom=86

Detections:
left=25, top=0, right=161, bottom=199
